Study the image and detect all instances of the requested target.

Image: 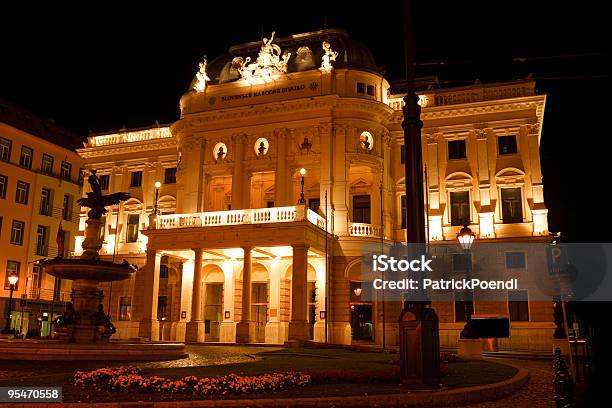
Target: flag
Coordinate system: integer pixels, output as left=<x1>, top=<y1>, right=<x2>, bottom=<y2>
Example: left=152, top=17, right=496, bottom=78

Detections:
left=56, top=221, right=64, bottom=258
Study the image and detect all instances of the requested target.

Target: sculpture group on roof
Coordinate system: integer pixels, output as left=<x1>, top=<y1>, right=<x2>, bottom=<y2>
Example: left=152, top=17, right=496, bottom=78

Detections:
left=196, top=32, right=339, bottom=86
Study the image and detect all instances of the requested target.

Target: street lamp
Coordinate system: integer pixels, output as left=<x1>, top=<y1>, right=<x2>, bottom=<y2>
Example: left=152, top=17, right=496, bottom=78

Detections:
left=299, top=168, right=306, bottom=204
left=154, top=181, right=161, bottom=214
left=2, top=271, right=19, bottom=334
left=457, top=225, right=478, bottom=339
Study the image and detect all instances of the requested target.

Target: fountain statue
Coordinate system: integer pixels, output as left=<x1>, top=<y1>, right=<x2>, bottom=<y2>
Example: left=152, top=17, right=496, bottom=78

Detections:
left=41, top=170, right=136, bottom=343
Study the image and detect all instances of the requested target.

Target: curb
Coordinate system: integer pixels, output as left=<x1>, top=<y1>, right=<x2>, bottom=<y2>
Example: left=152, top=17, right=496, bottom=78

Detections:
left=9, top=361, right=529, bottom=408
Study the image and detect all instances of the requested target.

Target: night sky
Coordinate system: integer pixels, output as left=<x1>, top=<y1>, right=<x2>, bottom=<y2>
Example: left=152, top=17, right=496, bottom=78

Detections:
left=1, top=2, right=610, bottom=241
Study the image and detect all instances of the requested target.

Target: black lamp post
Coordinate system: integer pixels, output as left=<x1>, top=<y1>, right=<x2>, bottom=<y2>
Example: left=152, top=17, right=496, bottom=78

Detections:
left=154, top=181, right=161, bottom=214
left=299, top=168, right=306, bottom=204
left=2, top=271, right=19, bottom=334
left=457, top=225, right=478, bottom=339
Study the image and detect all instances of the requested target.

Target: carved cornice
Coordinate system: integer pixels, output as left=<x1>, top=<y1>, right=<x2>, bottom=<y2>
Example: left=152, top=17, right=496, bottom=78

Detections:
left=77, top=139, right=177, bottom=159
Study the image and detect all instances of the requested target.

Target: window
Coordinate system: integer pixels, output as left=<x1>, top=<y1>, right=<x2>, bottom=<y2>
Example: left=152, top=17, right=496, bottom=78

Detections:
left=400, top=145, right=405, bottom=164
left=352, top=195, right=371, bottom=223
left=160, top=264, right=169, bottom=279
left=40, top=188, right=52, bottom=215
left=0, top=174, right=7, bottom=199
left=308, top=198, right=320, bottom=213
left=126, top=213, right=139, bottom=243
left=401, top=195, right=407, bottom=229
left=99, top=216, right=106, bottom=241
left=99, top=174, right=110, bottom=190
left=41, top=154, right=54, bottom=175
left=454, top=291, right=474, bottom=322
left=164, top=167, right=177, bottom=184
left=5, top=261, right=20, bottom=290
left=20, top=146, right=33, bottom=168
left=10, top=220, right=25, bottom=245
left=15, top=181, right=29, bottom=204
left=356, top=82, right=366, bottom=94
left=130, top=171, right=142, bottom=187
left=448, top=140, right=467, bottom=160
left=32, top=264, right=42, bottom=291
left=366, top=84, right=375, bottom=96
left=508, top=290, right=529, bottom=321
left=0, top=137, right=11, bottom=161
left=157, top=296, right=168, bottom=320
left=60, top=161, right=72, bottom=180
left=452, top=253, right=472, bottom=272
left=36, top=225, right=48, bottom=256
left=0, top=216, right=2, bottom=236
left=501, top=188, right=523, bottom=223
left=450, top=191, right=470, bottom=226
left=119, top=297, right=132, bottom=321
left=77, top=168, right=85, bottom=186
left=498, top=135, right=517, bottom=155
left=506, top=252, right=526, bottom=269
left=62, top=194, right=72, bottom=221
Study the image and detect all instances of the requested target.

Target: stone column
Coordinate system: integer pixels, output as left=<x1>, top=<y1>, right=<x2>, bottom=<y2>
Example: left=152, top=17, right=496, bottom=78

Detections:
left=219, top=261, right=236, bottom=342
left=319, top=125, right=333, bottom=231
left=275, top=128, right=290, bottom=206
left=332, top=126, right=349, bottom=236
left=236, top=246, right=255, bottom=343
left=185, top=248, right=204, bottom=342
left=138, top=249, right=161, bottom=341
left=288, top=243, right=310, bottom=342
left=231, top=134, right=246, bottom=209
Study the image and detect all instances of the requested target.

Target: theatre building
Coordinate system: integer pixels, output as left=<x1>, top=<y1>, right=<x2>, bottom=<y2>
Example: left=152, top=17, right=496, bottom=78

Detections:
left=75, top=29, right=554, bottom=351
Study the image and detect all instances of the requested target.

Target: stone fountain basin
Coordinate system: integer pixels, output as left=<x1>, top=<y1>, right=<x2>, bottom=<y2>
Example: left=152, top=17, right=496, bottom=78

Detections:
left=41, top=258, right=137, bottom=282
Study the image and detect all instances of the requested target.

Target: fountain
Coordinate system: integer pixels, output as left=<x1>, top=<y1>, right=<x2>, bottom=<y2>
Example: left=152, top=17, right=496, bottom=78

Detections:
left=0, top=170, right=187, bottom=360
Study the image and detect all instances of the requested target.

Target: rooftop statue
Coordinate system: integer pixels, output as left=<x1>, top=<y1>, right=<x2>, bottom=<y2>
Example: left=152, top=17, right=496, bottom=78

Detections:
left=78, top=170, right=131, bottom=219
left=320, top=41, right=338, bottom=72
left=238, top=32, right=291, bottom=80
left=193, top=57, right=210, bottom=93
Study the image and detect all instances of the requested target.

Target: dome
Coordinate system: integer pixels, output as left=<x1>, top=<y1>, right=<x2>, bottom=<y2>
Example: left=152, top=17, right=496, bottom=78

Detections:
left=190, top=29, right=379, bottom=88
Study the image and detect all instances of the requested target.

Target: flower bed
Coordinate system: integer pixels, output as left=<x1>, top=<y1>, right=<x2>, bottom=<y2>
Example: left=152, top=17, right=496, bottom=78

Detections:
left=73, top=367, right=311, bottom=396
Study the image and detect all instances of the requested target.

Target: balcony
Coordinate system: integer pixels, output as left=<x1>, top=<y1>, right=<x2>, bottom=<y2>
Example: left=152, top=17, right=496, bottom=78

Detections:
left=348, top=222, right=382, bottom=238
left=154, top=205, right=326, bottom=231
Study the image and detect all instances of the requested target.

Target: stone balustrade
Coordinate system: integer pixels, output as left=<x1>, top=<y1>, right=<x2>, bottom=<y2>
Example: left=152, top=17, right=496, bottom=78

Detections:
left=348, top=222, right=382, bottom=238
left=155, top=205, right=326, bottom=230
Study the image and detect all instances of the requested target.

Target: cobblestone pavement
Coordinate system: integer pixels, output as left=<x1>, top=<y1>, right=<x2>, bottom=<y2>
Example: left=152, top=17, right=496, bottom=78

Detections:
left=458, top=358, right=554, bottom=408
left=0, top=345, right=281, bottom=380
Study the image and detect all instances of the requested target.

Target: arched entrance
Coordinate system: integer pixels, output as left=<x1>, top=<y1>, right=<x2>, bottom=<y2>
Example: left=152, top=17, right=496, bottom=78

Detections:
left=251, top=263, right=270, bottom=343
left=203, top=265, right=224, bottom=342
left=347, top=262, right=374, bottom=342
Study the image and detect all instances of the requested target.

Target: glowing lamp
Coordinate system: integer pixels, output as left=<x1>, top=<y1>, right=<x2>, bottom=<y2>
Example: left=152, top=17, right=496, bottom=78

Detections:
left=7, top=271, right=18, bottom=287
left=353, top=287, right=362, bottom=297
left=154, top=181, right=162, bottom=189
left=300, top=168, right=306, bottom=176
left=457, top=225, right=475, bottom=251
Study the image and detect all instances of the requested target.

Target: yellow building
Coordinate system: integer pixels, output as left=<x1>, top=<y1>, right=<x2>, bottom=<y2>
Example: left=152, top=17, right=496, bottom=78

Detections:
left=0, top=99, right=84, bottom=336
left=76, top=29, right=554, bottom=351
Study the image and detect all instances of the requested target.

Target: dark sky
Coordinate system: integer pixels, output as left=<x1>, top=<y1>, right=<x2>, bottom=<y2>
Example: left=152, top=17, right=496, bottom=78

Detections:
left=1, top=2, right=610, bottom=241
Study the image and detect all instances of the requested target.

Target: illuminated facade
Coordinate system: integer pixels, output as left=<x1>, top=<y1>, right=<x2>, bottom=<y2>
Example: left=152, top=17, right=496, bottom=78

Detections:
left=76, top=29, right=553, bottom=350
left=0, top=100, right=83, bottom=336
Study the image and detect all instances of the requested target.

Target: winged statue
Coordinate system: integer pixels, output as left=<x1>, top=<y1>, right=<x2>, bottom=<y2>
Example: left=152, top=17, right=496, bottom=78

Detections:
left=78, top=169, right=131, bottom=219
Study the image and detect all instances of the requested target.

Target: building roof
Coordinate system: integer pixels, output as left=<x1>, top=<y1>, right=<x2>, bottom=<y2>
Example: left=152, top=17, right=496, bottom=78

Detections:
left=0, top=98, right=83, bottom=150
left=197, top=28, right=379, bottom=87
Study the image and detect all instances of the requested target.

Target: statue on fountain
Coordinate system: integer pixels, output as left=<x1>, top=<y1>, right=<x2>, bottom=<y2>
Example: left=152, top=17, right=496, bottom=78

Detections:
left=41, top=169, right=136, bottom=343
left=78, top=170, right=130, bottom=220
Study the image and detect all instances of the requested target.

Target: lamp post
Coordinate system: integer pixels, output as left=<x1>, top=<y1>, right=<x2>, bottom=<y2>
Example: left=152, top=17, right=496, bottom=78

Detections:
left=2, top=271, right=19, bottom=334
left=457, top=225, right=478, bottom=339
left=299, top=168, right=306, bottom=204
left=154, top=181, right=161, bottom=214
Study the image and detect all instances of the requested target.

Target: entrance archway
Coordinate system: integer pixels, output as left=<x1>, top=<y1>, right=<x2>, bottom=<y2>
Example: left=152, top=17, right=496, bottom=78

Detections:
left=347, top=262, right=374, bottom=342
left=203, top=265, right=224, bottom=342
left=251, top=263, right=270, bottom=343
